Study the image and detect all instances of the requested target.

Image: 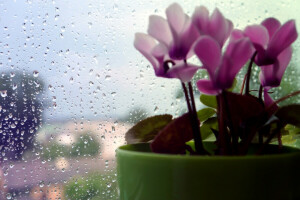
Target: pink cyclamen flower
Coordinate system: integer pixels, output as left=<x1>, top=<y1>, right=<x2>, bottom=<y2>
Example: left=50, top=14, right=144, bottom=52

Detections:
left=231, top=18, right=298, bottom=87
left=195, top=36, right=254, bottom=95
left=134, top=3, right=200, bottom=82
left=192, top=6, right=233, bottom=47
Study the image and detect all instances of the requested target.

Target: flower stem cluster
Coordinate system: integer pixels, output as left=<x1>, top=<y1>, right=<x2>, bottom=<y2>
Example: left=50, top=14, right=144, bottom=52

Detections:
left=134, top=3, right=299, bottom=155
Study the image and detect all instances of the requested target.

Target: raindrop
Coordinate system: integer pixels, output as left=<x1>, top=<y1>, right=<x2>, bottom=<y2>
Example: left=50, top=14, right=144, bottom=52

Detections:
left=33, top=70, right=39, bottom=77
left=39, top=181, right=45, bottom=188
left=113, top=4, right=118, bottom=11
left=6, top=193, right=12, bottom=199
left=12, top=83, right=17, bottom=90
left=1, top=90, right=7, bottom=97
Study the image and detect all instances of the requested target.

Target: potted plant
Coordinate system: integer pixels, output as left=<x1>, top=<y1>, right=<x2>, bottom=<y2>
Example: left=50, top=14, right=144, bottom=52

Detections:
left=116, top=3, right=300, bottom=200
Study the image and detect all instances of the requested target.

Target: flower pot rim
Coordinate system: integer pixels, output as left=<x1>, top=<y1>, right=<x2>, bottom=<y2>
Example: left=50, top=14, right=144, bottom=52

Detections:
left=116, top=142, right=300, bottom=161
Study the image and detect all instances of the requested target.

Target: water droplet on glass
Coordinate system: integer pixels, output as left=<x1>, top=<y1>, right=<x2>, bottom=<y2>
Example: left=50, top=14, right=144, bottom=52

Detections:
left=1, top=90, right=8, bottom=97
left=33, top=70, right=39, bottom=77
left=6, top=193, right=12, bottom=199
left=39, top=181, right=45, bottom=188
left=55, top=14, right=59, bottom=20
left=12, top=83, right=17, bottom=90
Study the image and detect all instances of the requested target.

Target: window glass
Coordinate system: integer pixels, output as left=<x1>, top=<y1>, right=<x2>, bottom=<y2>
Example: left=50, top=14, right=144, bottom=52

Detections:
left=0, top=0, right=299, bottom=199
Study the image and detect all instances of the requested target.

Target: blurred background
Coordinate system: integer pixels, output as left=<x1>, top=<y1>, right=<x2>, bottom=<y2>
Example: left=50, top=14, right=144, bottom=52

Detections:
left=0, top=0, right=300, bottom=199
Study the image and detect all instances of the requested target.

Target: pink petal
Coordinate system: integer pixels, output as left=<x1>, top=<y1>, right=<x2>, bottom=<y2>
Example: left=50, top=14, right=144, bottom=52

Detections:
left=216, top=38, right=254, bottom=90
left=192, top=6, right=209, bottom=34
left=168, top=19, right=199, bottom=60
left=260, top=47, right=292, bottom=87
left=267, top=20, right=298, bottom=58
left=276, top=47, right=292, bottom=82
left=208, top=8, right=232, bottom=46
left=151, top=44, right=168, bottom=76
left=259, top=64, right=274, bottom=87
left=166, top=3, right=185, bottom=37
left=223, top=20, right=234, bottom=43
left=167, top=62, right=200, bottom=82
left=261, top=18, right=281, bottom=38
left=229, top=29, right=245, bottom=42
left=194, top=36, right=221, bottom=78
left=196, top=79, right=219, bottom=95
left=151, top=43, right=168, bottom=62
left=226, top=38, right=255, bottom=69
left=134, top=33, right=158, bottom=70
left=148, top=15, right=172, bottom=46
left=244, top=25, right=269, bottom=48
left=215, top=57, right=233, bottom=89
left=263, top=87, right=276, bottom=107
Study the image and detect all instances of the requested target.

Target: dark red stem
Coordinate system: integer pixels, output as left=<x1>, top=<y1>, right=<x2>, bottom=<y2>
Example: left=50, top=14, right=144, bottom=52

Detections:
left=182, top=82, right=206, bottom=155
left=245, top=51, right=258, bottom=95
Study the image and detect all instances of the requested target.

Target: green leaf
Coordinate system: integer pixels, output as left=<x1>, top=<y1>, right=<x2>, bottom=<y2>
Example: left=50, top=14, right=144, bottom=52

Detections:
left=276, top=104, right=300, bottom=127
left=197, top=108, right=216, bottom=122
left=200, top=94, right=217, bottom=109
left=151, top=113, right=194, bottom=154
left=200, top=117, right=218, bottom=140
left=284, top=124, right=300, bottom=135
left=125, top=114, right=173, bottom=144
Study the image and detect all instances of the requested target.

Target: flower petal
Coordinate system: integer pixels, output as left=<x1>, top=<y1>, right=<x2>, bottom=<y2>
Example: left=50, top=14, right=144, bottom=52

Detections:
left=194, top=36, right=221, bottom=78
left=261, top=17, right=281, bottom=38
left=167, top=62, right=200, bottom=82
left=244, top=25, right=269, bottom=48
left=259, top=64, right=274, bottom=87
left=196, top=79, right=219, bottom=95
left=208, top=8, right=232, bottom=46
left=229, top=29, right=244, bottom=42
left=134, top=33, right=158, bottom=70
left=263, top=87, right=276, bottom=108
left=166, top=3, right=185, bottom=37
left=226, top=38, right=255, bottom=66
left=267, top=20, right=298, bottom=58
left=276, top=47, right=292, bottom=82
left=215, top=38, right=254, bottom=90
left=192, top=6, right=209, bottom=34
left=168, top=19, right=199, bottom=60
left=148, top=15, right=172, bottom=46
left=223, top=20, right=234, bottom=43
left=260, top=47, right=292, bottom=87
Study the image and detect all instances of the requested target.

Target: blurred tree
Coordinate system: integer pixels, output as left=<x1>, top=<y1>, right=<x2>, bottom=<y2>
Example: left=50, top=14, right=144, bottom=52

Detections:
left=121, top=106, right=149, bottom=124
left=0, top=71, right=45, bottom=160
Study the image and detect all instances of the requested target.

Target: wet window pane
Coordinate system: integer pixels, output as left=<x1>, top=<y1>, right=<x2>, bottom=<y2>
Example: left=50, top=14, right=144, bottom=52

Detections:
left=0, top=0, right=299, bottom=199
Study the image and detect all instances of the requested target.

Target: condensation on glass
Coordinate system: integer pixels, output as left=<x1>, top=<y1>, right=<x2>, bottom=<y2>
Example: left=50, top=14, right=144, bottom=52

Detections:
left=0, top=0, right=299, bottom=199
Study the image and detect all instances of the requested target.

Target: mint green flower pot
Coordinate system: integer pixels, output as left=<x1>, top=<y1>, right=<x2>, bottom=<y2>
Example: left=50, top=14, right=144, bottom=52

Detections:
left=116, top=142, right=300, bottom=200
